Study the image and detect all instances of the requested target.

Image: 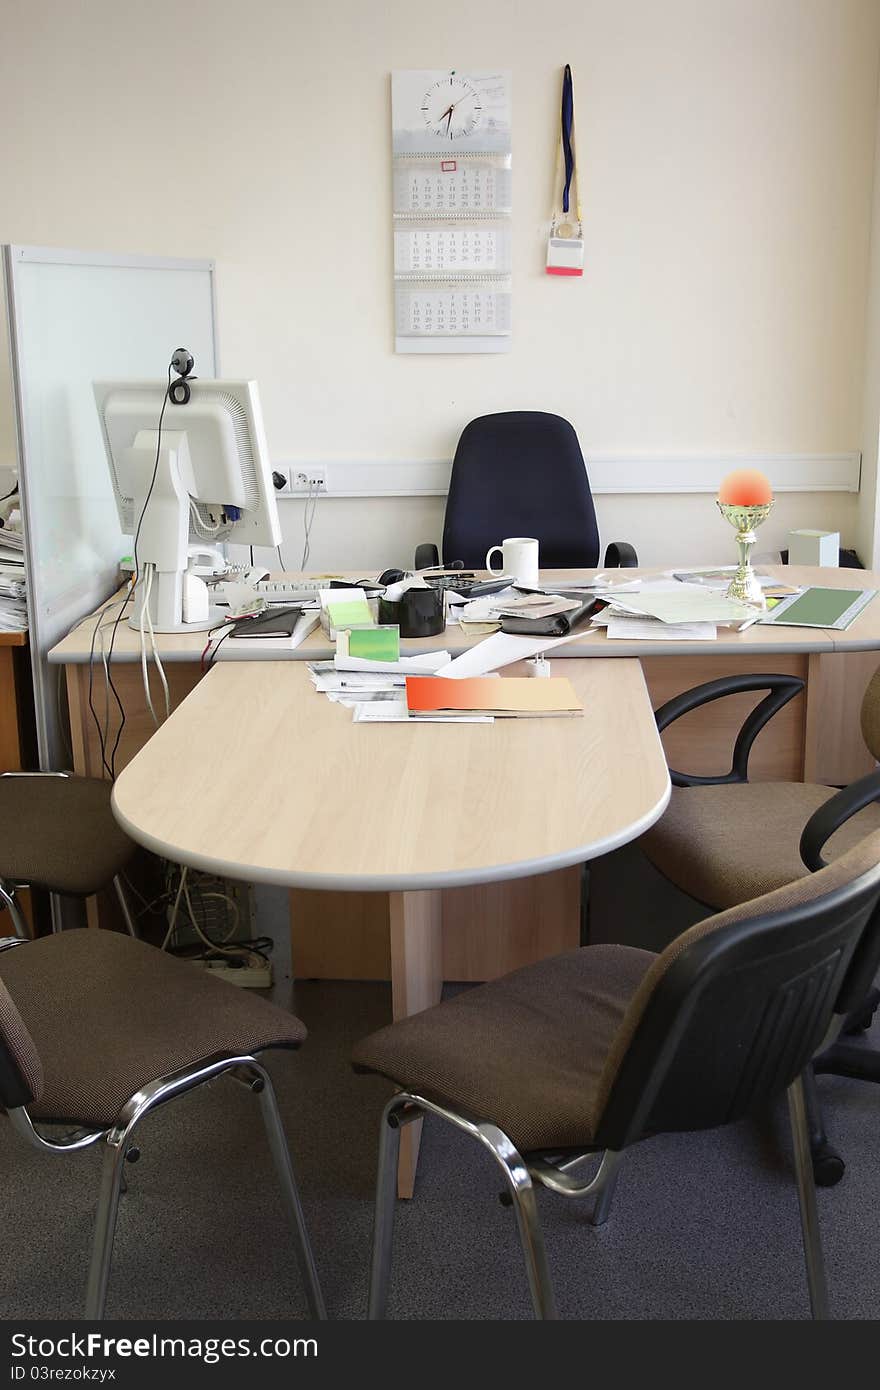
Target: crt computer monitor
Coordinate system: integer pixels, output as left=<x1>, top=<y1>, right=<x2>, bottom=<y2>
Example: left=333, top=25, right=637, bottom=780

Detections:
left=94, top=378, right=282, bottom=632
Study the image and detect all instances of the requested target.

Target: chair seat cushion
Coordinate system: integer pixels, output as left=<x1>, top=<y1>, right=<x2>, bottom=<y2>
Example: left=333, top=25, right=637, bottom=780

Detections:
left=0, top=777, right=135, bottom=895
left=0, top=930, right=306, bottom=1126
left=352, top=944, right=656, bottom=1152
left=642, top=781, right=880, bottom=910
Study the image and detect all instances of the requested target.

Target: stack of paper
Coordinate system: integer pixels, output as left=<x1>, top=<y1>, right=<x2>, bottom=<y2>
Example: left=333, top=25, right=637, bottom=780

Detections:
left=307, top=652, right=460, bottom=722
left=0, top=525, right=27, bottom=632
left=590, top=580, right=758, bottom=641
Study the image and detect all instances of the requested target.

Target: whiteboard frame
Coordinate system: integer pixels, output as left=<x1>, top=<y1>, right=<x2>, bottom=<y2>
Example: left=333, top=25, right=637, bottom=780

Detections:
left=3, top=244, right=218, bottom=770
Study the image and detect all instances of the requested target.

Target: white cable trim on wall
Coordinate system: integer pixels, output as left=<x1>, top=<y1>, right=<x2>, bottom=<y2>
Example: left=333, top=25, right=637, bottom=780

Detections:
left=273, top=452, right=861, bottom=499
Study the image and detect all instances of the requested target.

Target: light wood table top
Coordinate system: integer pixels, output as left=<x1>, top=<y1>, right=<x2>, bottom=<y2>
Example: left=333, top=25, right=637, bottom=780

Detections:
left=50, top=566, right=880, bottom=665
left=112, top=658, right=671, bottom=892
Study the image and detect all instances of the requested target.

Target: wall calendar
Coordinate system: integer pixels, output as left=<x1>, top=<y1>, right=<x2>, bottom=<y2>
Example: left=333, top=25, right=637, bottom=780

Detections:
left=391, top=70, right=512, bottom=354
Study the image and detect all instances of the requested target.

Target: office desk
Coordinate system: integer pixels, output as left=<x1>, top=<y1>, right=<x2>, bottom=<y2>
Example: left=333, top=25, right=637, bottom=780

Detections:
left=0, top=629, right=30, bottom=771
left=50, top=566, right=880, bottom=981
left=0, top=629, right=35, bottom=933
left=111, top=657, right=670, bottom=1194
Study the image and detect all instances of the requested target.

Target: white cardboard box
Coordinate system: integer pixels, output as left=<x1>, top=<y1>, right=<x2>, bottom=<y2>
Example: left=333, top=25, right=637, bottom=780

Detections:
left=788, top=529, right=840, bottom=566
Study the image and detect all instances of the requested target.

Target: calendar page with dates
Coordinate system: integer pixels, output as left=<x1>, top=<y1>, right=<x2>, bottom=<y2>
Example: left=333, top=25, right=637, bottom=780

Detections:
left=391, top=70, right=512, bottom=354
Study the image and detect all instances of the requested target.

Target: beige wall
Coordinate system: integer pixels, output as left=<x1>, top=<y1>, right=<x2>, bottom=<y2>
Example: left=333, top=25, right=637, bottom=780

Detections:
left=2, top=0, right=880, bottom=568
left=860, top=67, right=880, bottom=569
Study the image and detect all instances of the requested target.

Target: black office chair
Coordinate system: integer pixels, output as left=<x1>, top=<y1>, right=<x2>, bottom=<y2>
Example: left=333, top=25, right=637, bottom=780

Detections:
left=639, top=668, right=880, bottom=1185
left=414, top=412, right=638, bottom=571
left=354, top=830, right=880, bottom=1320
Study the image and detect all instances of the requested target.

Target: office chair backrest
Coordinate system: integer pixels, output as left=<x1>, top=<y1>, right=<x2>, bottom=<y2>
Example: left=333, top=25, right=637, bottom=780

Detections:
left=442, top=412, right=600, bottom=568
left=593, top=830, right=880, bottom=1152
left=860, top=665, right=880, bottom=760
left=0, top=962, right=44, bottom=1109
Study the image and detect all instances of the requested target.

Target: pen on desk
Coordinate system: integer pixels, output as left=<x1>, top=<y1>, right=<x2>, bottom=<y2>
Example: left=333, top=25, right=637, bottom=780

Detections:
left=736, top=613, right=762, bottom=632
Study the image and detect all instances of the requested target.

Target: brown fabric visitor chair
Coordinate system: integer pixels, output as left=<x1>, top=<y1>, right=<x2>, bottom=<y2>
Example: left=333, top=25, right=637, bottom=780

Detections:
left=0, top=772, right=138, bottom=938
left=641, top=667, right=880, bottom=1185
left=353, top=832, right=880, bottom=1320
left=0, top=928, right=325, bottom=1319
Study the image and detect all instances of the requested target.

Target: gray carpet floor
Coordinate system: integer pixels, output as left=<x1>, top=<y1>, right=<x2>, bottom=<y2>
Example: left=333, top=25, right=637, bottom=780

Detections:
left=2, top=960, right=879, bottom=1321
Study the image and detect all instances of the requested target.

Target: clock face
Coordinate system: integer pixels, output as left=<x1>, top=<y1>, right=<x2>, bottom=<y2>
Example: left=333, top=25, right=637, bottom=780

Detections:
left=421, top=76, right=481, bottom=140
left=392, top=71, right=511, bottom=156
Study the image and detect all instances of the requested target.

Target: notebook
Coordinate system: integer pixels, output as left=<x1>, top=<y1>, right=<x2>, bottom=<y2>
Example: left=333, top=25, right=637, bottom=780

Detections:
left=405, top=675, right=583, bottom=718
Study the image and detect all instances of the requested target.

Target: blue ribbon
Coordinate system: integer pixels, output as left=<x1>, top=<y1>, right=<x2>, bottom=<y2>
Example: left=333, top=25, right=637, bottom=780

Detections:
left=561, top=64, right=574, bottom=215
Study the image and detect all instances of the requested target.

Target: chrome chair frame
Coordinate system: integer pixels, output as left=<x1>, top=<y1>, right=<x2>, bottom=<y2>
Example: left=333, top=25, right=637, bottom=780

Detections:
left=1, top=936, right=324, bottom=1319
left=0, top=771, right=136, bottom=939
left=368, top=1076, right=828, bottom=1321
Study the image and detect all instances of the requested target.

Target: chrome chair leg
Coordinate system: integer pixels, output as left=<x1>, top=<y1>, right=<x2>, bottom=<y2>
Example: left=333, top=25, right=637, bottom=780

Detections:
left=787, top=1074, right=830, bottom=1320
left=255, top=1067, right=326, bottom=1320
left=112, top=877, right=138, bottom=939
left=368, top=1097, right=405, bottom=1320
left=480, top=1123, right=558, bottom=1319
left=0, top=880, right=29, bottom=940
left=370, top=1093, right=558, bottom=1320
left=85, top=1137, right=129, bottom=1319
left=589, top=1153, right=621, bottom=1227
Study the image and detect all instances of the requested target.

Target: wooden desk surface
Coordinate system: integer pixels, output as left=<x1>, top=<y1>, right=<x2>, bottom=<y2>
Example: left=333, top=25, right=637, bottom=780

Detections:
left=49, top=566, right=880, bottom=665
left=111, top=658, right=671, bottom=891
left=0, top=630, right=27, bottom=647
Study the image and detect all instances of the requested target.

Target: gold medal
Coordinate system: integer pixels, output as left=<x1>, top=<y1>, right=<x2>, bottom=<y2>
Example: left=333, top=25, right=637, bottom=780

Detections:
left=556, top=221, right=576, bottom=239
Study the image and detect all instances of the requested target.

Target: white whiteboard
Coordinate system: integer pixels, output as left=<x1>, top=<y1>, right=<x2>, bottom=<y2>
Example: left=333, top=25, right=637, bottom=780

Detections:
left=3, top=245, right=217, bottom=766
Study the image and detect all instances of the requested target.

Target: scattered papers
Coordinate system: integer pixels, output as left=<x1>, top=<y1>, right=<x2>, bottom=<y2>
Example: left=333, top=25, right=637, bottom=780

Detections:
left=605, top=589, right=756, bottom=625
left=435, top=630, right=590, bottom=679
left=311, top=670, right=404, bottom=693
left=604, top=615, right=717, bottom=641
left=334, top=649, right=450, bottom=674
left=353, top=701, right=493, bottom=724
left=463, top=592, right=582, bottom=623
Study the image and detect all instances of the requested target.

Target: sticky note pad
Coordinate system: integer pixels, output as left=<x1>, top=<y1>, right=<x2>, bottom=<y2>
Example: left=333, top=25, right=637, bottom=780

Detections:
left=326, top=597, right=373, bottom=628
left=347, top=626, right=400, bottom=661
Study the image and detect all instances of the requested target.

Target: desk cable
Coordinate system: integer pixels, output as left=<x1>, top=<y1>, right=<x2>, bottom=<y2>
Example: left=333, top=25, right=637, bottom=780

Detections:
left=100, top=361, right=175, bottom=775
left=299, top=484, right=319, bottom=569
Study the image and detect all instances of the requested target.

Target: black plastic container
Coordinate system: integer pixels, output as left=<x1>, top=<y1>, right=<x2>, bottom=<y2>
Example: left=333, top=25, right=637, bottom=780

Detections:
left=378, top=587, right=445, bottom=637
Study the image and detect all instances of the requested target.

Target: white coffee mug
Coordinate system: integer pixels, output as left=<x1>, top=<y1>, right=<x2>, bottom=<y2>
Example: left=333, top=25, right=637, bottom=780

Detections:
left=485, top=537, right=540, bottom=588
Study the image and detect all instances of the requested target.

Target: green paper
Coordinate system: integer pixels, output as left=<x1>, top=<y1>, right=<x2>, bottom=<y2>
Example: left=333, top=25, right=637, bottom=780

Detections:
left=347, top=626, right=400, bottom=661
left=327, top=598, right=373, bottom=628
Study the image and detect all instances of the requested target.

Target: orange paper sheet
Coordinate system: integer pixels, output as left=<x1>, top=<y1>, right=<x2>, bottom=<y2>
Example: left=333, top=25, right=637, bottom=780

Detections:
left=405, top=676, right=583, bottom=717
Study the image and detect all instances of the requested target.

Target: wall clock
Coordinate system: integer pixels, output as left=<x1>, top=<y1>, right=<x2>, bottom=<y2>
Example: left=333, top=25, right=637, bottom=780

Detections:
left=392, top=70, right=511, bottom=156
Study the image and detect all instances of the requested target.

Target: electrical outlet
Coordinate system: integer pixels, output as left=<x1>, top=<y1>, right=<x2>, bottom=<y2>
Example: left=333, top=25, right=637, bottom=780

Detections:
left=290, top=467, right=327, bottom=493
left=271, top=466, right=293, bottom=495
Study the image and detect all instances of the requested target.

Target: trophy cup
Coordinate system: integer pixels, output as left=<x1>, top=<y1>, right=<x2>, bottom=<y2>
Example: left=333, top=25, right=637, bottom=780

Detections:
left=716, top=470, right=774, bottom=608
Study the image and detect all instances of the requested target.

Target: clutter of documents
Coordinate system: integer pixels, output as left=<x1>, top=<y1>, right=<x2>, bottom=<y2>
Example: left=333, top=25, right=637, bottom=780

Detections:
left=208, top=563, right=878, bottom=686
left=0, top=511, right=27, bottom=632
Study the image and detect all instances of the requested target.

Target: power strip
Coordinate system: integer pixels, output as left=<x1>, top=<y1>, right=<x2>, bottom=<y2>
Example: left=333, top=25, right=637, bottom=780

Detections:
left=195, top=958, right=273, bottom=989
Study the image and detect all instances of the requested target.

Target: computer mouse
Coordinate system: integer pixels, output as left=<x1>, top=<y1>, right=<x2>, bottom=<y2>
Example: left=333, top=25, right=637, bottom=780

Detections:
left=378, top=568, right=406, bottom=585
